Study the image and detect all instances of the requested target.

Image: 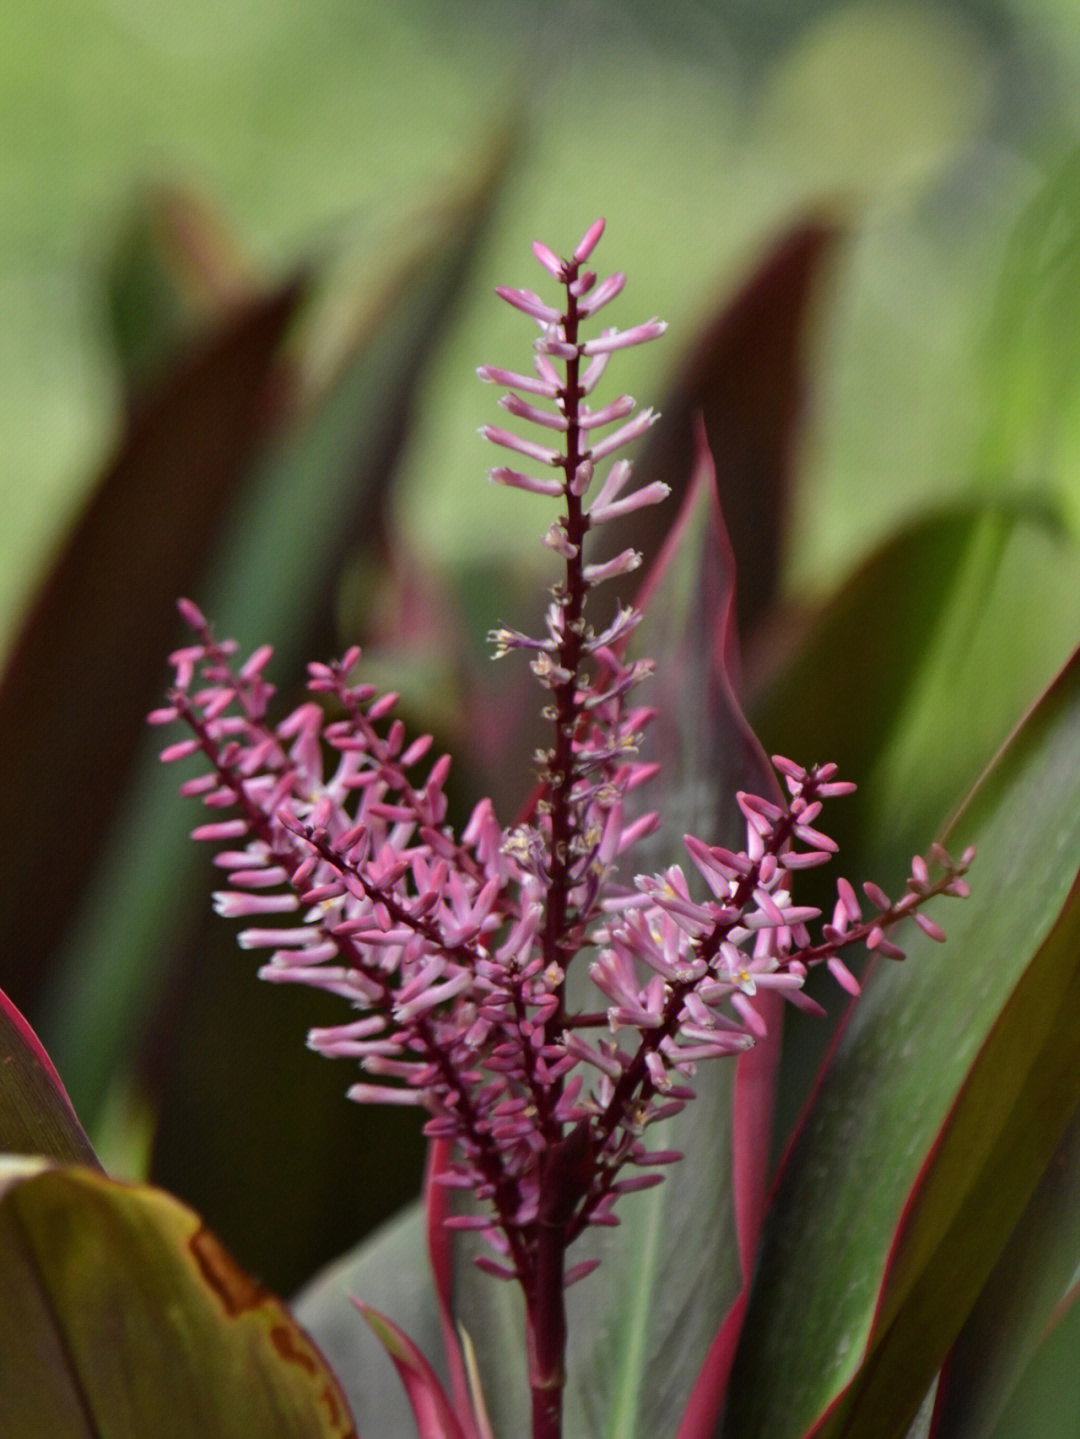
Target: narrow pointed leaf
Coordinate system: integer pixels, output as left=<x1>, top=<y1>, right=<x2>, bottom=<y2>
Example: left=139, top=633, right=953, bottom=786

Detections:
left=0, top=1158, right=357, bottom=1438
left=0, top=990, right=100, bottom=1169
left=749, top=503, right=1078, bottom=1152
left=294, top=1201, right=448, bottom=1439
left=722, top=643, right=1080, bottom=1439
left=627, top=220, right=840, bottom=638
left=355, top=1300, right=470, bottom=1439
left=984, top=1282, right=1080, bottom=1439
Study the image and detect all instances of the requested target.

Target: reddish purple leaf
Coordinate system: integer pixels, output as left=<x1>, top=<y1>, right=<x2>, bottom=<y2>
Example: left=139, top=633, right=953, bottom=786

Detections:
left=353, top=1299, right=471, bottom=1439
left=0, top=277, right=307, bottom=1013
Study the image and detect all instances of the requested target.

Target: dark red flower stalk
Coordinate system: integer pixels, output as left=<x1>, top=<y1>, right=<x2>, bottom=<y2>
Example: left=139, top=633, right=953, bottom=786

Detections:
left=152, top=221, right=971, bottom=1439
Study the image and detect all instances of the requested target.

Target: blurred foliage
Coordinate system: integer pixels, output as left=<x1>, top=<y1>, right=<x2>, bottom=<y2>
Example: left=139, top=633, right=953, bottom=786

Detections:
left=2, top=1, right=1080, bottom=1431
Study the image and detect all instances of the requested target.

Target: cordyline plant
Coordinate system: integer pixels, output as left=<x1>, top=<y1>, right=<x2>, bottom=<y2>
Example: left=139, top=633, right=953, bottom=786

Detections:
left=149, top=221, right=971, bottom=1438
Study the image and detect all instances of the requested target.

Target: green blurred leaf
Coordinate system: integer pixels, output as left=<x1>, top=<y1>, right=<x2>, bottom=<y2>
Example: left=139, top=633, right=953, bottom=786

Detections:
left=0, top=991, right=99, bottom=1170
left=0, top=1157, right=356, bottom=1438
left=985, top=1280, right=1080, bottom=1439
left=977, top=146, right=1080, bottom=533
left=749, top=502, right=1079, bottom=1153
left=105, top=184, right=254, bottom=389
left=752, top=4, right=993, bottom=201
left=722, top=642, right=1080, bottom=1439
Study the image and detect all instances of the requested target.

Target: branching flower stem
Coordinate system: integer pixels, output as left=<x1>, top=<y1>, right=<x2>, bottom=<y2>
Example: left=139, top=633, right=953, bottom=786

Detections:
left=154, top=221, right=972, bottom=1439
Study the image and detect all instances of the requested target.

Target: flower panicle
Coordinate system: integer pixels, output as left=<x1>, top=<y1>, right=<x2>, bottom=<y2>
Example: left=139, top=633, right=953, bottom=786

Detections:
left=154, top=223, right=973, bottom=1292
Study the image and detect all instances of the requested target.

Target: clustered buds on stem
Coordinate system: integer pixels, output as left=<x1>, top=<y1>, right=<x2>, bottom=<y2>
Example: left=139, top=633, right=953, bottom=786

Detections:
left=153, top=219, right=972, bottom=1438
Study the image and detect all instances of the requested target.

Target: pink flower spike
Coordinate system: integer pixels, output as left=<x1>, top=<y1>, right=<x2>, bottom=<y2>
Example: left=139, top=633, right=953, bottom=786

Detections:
left=532, top=238, right=565, bottom=279
left=574, top=217, right=606, bottom=262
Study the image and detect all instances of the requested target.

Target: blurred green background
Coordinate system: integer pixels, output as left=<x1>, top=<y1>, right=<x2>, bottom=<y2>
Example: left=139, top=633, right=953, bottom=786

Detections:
left=3, top=0, right=1080, bottom=1306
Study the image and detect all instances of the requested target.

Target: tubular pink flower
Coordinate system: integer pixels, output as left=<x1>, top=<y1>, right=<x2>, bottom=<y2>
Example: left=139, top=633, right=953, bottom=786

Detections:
left=573, top=217, right=606, bottom=262
left=588, top=480, right=670, bottom=525
left=480, top=425, right=561, bottom=467
left=476, top=364, right=559, bottom=398
left=577, top=271, right=626, bottom=316
left=489, top=467, right=564, bottom=498
left=495, top=286, right=562, bottom=325
left=587, top=408, right=659, bottom=461
left=581, top=320, right=667, bottom=354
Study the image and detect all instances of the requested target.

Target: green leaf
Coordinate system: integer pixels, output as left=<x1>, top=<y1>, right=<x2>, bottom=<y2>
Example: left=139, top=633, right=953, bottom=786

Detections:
left=976, top=146, right=1080, bottom=533
left=985, top=1281, right=1080, bottom=1439
left=0, top=991, right=99, bottom=1169
left=722, top=643, right=1080, bottom=1439
left=629, top=220, right=840, bottom=639
left=104, top=183, right=255, bottom=389
left=0, top=1157, right=356, bottom=1438
left=925, top=1114, right=1080, bottom=1436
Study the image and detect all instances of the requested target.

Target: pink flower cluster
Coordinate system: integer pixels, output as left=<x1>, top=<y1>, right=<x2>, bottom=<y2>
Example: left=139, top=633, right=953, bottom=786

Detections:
left=153, top=221, right=971, bottom=1288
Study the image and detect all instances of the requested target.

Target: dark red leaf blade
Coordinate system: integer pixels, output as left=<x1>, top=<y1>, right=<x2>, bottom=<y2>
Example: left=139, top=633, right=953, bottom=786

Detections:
left=0, top=276, right=307, bottom=1013
left=626, top=219, right=841, bottom=640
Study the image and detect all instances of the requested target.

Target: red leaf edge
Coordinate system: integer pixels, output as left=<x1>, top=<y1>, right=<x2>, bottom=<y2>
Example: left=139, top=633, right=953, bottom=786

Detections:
left=352, top=1296, right=470, bottom=1439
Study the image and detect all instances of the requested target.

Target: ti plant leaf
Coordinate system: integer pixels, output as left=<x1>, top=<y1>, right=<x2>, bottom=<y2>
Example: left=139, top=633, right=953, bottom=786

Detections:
left=0, top=273, right=307, bottom=1019
left=627, top=219, right=840, bottom=640
left=925, top=1113, right=1080, bottom=1436
left=0, top=989, right=100, bottom=1170
left=722, top=642, right=1080, bottom=1439
left=0, top=1157, right=357, bottom=1439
